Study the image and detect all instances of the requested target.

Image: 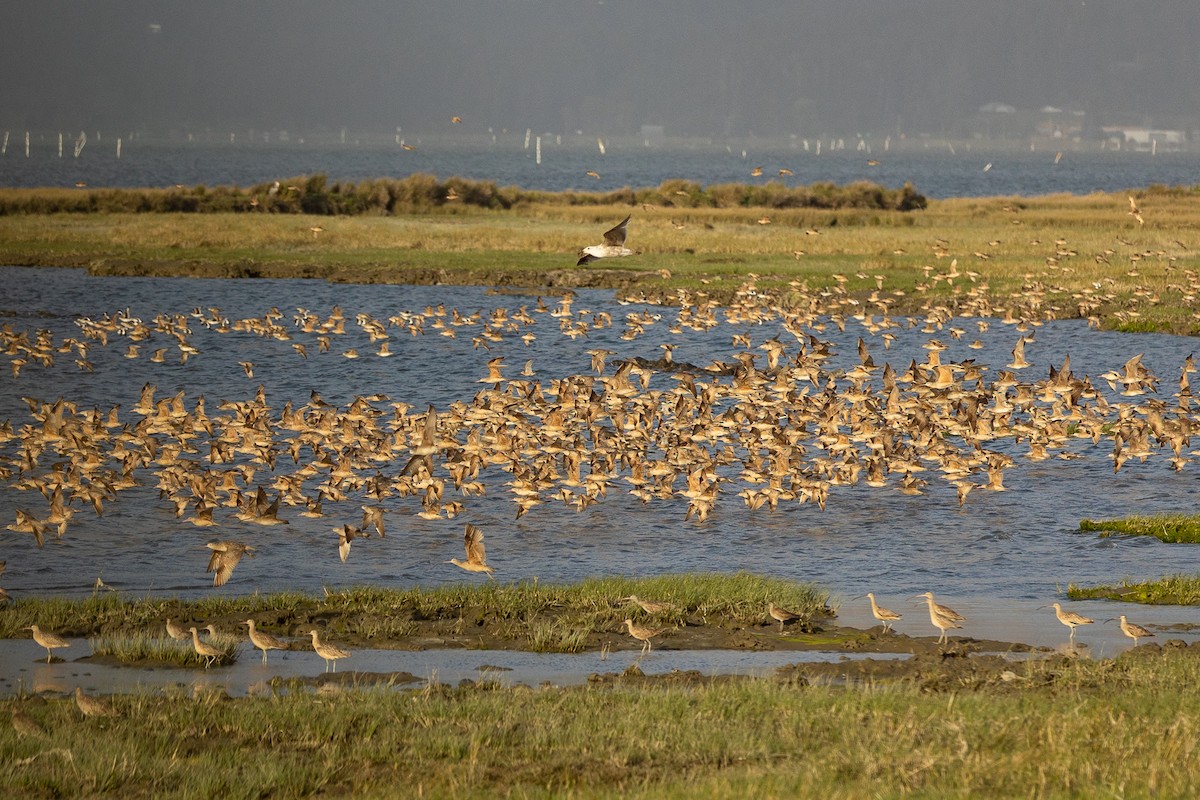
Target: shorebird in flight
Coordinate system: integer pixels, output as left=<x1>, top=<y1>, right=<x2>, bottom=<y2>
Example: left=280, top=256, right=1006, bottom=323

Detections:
left=577, top=215, right=634, bottom=266
left=204, top=540, right=256, bottom=587
left=448, top=523, right=495, bottom=576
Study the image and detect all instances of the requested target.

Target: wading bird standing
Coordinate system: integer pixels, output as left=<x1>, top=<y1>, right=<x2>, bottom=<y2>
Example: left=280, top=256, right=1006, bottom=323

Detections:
left=242, top=619, right=287, bottom=663
left=912, top=592, right=964, bottom=644
left=768, top=602, right=802, bottom=632
left=1108, top=615, right=1154, bottom=647
left=25, top=625, right=69, bottom=662
left=623, top=619, right=665, bottom=654
left=1039, top=602, right=1093, bottom=640
left=857, top=593, right=903, bottom=633
left=307, top=629, right=350, bottom=672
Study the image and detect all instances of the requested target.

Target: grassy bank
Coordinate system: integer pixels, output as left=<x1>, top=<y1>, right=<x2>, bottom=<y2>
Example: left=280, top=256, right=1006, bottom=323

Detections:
left=0, top=185, right=1197, bottom=331
left=0, top=574, right=831, bottom=654
left=1068, top=574, right=1200, bottom=605
left=1079, top=513, right=1200, bottom=543
left=5, top=650, right=1200, bottom=797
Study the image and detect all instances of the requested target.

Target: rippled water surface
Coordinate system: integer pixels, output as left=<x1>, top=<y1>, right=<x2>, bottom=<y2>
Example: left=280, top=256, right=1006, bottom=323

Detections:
left=2, top=266, right=1199, bottom=656
left=3, top=140, right=1200, bottom=198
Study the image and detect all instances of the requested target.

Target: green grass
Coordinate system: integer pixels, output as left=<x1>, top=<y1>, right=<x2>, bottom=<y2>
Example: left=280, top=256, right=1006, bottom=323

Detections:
left=5, top=652, right=1200, bottom=797
left=1068, top=574, right=1200, bottom=605
left=1079, top=513, right=1200, bottom=543
left=0, top=573, right=831, bottom=649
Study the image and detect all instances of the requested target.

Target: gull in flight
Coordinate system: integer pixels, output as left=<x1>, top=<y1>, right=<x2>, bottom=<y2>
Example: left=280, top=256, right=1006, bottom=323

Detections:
left=577, top=215, right=634, bottom=266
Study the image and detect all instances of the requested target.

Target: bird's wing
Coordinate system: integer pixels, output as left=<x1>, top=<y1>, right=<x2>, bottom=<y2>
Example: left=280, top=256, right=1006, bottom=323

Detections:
left=205, top=543, right=224, bottom=574
left=421, top=405, right=437, bottom=446
left=211, top=555, right=236, bottom=586
left=602, top=215, right=631, bottom=247
left=576, top=252, right=599, bottom=266
left=465, top=524, right=487, bottom=564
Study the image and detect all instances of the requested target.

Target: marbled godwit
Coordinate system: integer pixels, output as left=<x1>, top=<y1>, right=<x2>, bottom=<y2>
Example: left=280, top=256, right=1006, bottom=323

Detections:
left=204, top=539, right=256, bottom=587
left=1039, top=602, right=1093, bottom=640
left=858, top=593, right=902, bottom=633
left=1108, top=615, right=1154, bottom=647
left=479, top=356, right=505, bottom=384
left=74, top=686, right=117, bottom=717
left=448, top=523, right=495, bottom=576
left=621, top=595, right=678, bottom=615
left=25, top=625, right=69, bottom=662
left=399, top=405, right=438, bottom=477
left=242, top=619, right=287, bottom=663
left=307, top=629, right=350, bottom=671
left=334, top=523, right=362, bottom=563
left=768, top=602, right=802, bottom=632
left=360, top=505, right=386, bottom=537
left=912, top=592, right=964, bottom=644
left=6, top=509, right=46, bottom=548
left=577, top=215, right=633, bottom=266
left=165, top=618, right=188, bottom=641
left=623, top=619, right=664, bottom=654
left=187, top=626, right=222, bottom=669
left=1008, top=336, right=1029, bottom=369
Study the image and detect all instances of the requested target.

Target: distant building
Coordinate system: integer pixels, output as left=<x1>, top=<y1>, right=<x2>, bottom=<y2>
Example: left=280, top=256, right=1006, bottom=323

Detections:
left=1102, top=126, right=1186, bottom=151
left=978, top=102, right=1016, bottom=114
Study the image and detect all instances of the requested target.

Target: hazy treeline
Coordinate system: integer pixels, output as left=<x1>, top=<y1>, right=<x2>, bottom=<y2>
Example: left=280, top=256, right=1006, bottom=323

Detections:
left=0, top=174, right=927, bottom=215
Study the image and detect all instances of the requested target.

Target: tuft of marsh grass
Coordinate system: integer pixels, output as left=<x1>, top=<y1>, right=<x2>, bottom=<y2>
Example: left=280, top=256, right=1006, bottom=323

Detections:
left=4, top=652, right=1200, bottom=797
left=88, top=632, right=239, bottom=668
left=1080, top=513, right=1200, bottom=543
left=1068, top=574, right=1200, bottom=605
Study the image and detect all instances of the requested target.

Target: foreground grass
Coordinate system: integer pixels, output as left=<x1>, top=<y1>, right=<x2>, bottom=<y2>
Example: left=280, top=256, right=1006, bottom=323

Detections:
left=4, top=652, right=1200, bottom=798
left=1, top=186, right=1197, bottom=331
left=0, top=573, right=830, bottom=650
left=1068, top=574, right=1200, bottom=605
left=1079, top=513, right=1200, bottom=543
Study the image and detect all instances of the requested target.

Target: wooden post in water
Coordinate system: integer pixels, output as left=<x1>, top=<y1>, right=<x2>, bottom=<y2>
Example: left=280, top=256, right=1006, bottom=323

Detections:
left=536, top=135, right=541, bottom=165
left=116, top=137, right=121, bottom=159
left=25, top=131, right=30, bottom=157
left=58, top=132, right=63, bottom=158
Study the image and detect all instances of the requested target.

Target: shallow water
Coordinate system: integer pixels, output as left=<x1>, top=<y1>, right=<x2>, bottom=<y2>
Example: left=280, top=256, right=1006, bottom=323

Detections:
left=0, top=637, right=908, bottom=698
left=2, top=267, right=1199, bottom=669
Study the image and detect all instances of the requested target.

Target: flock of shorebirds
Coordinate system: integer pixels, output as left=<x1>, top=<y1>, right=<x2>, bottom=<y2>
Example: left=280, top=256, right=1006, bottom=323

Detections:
left=2, top=216, right=1196, bottom=658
